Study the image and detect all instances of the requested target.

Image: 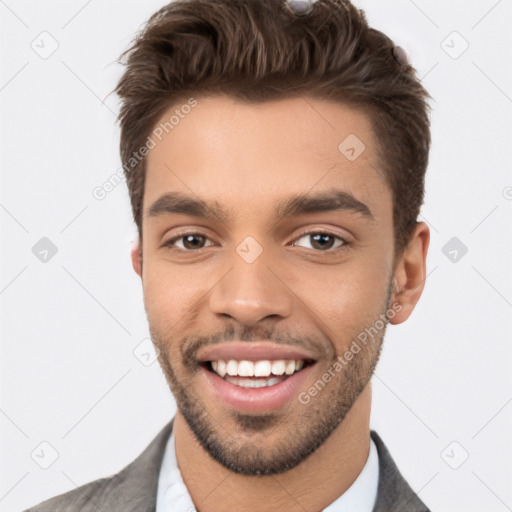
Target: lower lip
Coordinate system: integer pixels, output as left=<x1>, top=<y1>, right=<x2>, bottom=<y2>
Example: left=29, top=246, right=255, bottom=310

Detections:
left=199, top=363, right=316, bottom=413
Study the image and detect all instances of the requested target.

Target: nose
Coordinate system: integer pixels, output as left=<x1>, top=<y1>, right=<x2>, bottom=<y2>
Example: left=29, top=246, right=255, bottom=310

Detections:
left=208, top=245, right=294, bottom=326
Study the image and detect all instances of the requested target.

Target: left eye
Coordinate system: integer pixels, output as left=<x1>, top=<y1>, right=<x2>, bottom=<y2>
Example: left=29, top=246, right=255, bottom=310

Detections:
left=291, top=232, right=347, bottom=251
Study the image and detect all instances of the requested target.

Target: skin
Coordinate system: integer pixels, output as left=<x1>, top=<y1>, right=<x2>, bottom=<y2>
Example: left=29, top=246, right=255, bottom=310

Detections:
left=130, top=95, right=429, bottom=512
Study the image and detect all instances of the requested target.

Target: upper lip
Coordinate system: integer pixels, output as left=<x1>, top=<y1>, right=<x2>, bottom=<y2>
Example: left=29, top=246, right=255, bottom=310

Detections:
left=196, top=341, right=317, bottom=362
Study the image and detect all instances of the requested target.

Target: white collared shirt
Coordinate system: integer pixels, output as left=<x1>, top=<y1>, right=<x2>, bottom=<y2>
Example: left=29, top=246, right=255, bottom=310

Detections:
left=156, top=428, right=379, bottom=512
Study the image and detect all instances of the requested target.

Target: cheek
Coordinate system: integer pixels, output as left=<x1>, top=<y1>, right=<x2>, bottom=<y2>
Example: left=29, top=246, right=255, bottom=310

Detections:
left=142, top=261, right=198, bottom=328
left=295, top=252, right=391, bottom=344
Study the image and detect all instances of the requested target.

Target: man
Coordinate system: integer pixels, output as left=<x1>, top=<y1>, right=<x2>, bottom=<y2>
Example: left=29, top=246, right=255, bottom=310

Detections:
left=25, top=0, right=432, bottom=510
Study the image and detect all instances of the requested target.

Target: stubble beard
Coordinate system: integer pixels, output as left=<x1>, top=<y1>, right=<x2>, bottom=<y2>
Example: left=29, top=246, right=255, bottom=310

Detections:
left=149, top=280, right=393, bottom=476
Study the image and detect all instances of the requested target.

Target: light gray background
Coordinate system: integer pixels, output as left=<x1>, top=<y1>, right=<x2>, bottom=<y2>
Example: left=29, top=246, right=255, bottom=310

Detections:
left=1, top=1, right=511, bottom=511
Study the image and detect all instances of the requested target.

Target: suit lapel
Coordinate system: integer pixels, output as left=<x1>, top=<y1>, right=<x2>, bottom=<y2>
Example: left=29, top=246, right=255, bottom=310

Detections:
left=100, top=417, right=175, bottom=512
left=371, top=430, right=430, bottom=512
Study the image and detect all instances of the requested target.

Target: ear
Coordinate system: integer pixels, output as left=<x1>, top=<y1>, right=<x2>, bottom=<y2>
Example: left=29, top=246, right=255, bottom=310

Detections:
left=130, top=239, right=142, bottom=278
left=389, top=222, right=430, bottom=325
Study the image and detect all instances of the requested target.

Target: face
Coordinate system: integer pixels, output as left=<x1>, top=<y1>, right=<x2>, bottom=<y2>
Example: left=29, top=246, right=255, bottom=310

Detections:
left=134, top=95, right=401, bottom=475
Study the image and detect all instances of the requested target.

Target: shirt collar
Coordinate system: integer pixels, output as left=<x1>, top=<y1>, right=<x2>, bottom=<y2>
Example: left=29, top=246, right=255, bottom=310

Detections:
left=156, top=428, right=379, bottom=512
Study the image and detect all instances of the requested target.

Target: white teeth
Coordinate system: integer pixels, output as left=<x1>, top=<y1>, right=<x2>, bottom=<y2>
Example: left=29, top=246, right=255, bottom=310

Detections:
left=226, top=360, right=238, bottom=376
left=209, top=358, right=308, bottom=378
left=223, top=375, right=288, bottom=388
left=285, top=360, right=295, bottom=375
left=237, top=360, right=254, bottom=377
left=254, top=360, right=272, bottom=377
left=271, top=360, right=286, bottom=375
left=217, top=360, right=226, bottom=377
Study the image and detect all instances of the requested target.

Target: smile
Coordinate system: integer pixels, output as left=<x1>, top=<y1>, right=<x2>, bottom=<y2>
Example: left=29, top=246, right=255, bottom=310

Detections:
left=199, top=358, right=317, bottom=412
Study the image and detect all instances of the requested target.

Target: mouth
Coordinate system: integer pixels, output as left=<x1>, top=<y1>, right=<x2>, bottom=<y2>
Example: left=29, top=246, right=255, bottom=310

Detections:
left=200, top=358, right=316, bottom=388
left=198, top=357, right=317, bottom=413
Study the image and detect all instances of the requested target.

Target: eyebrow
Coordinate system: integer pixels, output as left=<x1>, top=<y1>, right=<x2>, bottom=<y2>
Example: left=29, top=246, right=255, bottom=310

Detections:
left=147, top=189, right=374, bottom=223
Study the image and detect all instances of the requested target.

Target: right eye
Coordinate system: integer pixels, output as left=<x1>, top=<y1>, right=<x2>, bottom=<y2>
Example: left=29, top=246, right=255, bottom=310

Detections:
left=163, top=232, right=215, bottom=251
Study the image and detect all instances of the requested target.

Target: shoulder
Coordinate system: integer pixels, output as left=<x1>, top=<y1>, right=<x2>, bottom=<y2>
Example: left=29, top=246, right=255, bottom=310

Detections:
left=370, top=430, right=432, bottom=512
left=22, top=475, right=114, bottom=512
left=23, top=418, right=175, bottom=512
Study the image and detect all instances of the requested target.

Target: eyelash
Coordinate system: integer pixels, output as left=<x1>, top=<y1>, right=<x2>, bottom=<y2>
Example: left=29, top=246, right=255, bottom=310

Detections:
left=162, top=229, right=350, bottom=253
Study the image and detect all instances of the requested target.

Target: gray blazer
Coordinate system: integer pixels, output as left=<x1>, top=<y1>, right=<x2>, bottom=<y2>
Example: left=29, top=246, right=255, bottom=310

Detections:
left=24, top=418, right=431, bottom=512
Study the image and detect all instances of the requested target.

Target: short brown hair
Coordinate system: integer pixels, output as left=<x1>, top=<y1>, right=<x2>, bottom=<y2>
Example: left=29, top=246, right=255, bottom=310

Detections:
left=115, top=0, right=432, bottom=256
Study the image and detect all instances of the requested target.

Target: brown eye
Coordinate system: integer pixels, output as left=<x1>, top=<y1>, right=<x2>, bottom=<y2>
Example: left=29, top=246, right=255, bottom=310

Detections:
left=164, top=233, right=213, bottom=251
left=292, top=231, right=348, bottom=252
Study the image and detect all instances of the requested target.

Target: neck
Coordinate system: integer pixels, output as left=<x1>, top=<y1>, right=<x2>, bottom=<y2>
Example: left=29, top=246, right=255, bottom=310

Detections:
left=174, top=383, right=372, bottom=512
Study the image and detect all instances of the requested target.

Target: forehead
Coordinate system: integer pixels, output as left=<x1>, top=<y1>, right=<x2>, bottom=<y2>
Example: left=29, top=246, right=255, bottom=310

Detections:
left=143, top=95, right=390, bottom=223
